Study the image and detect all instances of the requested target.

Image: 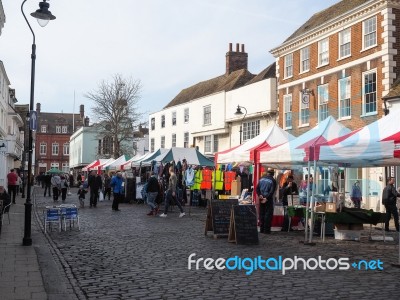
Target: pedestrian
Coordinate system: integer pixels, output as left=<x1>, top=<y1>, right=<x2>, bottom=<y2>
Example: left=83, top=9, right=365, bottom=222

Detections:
left=256, top=168, right=277, bottom=234
left=281, top=175, right=299, bottom=232
left=103, top=173, right=112, bottom=201
left=16, top=174, right=22, bottom=195
left=111, top=172, right=124, bottom=211
left=0, top=185, right=11, bottom=213
left=382, top=177, right=400, bottom=232
left=77, top=172, right=82, bottom=187
left=146, top=172, right=159, bottom=216
left=7, top=169, right=18, bottom=204
left=160, top=166, right=185, bottom=218
left=350, top=180, right=362, bottom=208
left=44, top=173, right=52, bottom=197
left=77, top=185, right=87, bottom=208
left=60, top=175, right=69, bottom=202
left=51, top=174, right=61, bottom=201
left=88, top=171, right=102, bottom=208
left=69, top=174, right=74, bottom=188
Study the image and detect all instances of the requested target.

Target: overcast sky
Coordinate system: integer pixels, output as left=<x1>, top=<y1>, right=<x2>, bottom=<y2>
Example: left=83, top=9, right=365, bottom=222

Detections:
left=0, top=0, right=339, bottom=124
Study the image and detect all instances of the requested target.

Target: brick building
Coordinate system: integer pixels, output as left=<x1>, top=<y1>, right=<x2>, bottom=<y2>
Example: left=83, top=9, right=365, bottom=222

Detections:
left=270, top=0, right=400, bottom=210
left=35, top=103, right=85, bottom=175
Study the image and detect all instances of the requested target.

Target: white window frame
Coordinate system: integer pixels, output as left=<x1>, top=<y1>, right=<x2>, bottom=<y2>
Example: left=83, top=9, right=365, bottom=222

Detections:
left=184, top=108, right=189, bottom=123
left=172, top=133, right=176, bottom=147
left=203, top=105, right=211, bottom=126
left=318, top=84, right=329, bottom=122
left=151, top=118, right=155, bottom=130
left=339, top=28, right=351, bottom=59
left=41, top=125, right=47, bottom=133
left=213, top=135, right=219, bottom=153
left=63, top=143, right=70, bottom=155
left=40, top=143, right=46, bottom=155
left=161, top=136, right=165, bottom=148
left=62, top=126, right=68, bottom=133
left=172, top=111, right=176, bottom=126
left=338, top=77, right=351, bottom=120
left=52, top=143, right=59, bottom=155
left=363, top=16, right=377, bottom=50
left=318, top=38, right=329, bottom=67
left=62, top=163, right=69, bottom=173
left=242, top=120, right=260, bottom=142
left=299, top=92, right=310, bottom=126
left=204, top=135, right=212, bottom=153
left=284, top=53, right=293, bottom=78
left=283, top=94, right=292, bottom=129
left=56, top=126, right=61, bottom=133
left=300, top=47, right=310, bottom=73
left=362, top=70, right=377, bottom=116
left=150, top=138, right=155, bottom=152
left=161, top=115, right=165, bottom=128
left=184, top=132, right=189, bottom=148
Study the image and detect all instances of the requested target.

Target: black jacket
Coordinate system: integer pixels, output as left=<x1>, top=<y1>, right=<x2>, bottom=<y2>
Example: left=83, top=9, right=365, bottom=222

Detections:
left=382, top=184, right=400, bottom=205
left=281, top=181, right=299, bottom=206
left=147, top=176, right=159, bottom=193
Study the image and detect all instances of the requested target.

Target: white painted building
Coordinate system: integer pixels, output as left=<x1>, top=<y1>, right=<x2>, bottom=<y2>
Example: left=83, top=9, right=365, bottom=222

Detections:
left=149, top=43, right=277, bottom=156
left=0, top=61, right=24, bottom=186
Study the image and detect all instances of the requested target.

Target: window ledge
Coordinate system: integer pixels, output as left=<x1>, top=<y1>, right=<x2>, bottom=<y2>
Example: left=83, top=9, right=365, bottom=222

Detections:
left=360, top=45, right=377, bottom=53
left=283, top=75, right=293, bottom=80
left=298, top=123, right=310, bottom=128
left=360, top=112, right=378, bottom=118
left=203, top=123, right=212, bottom=127
left=284, top=126, right=292, bottom=130
left=299, top=70, right=310, bottom=75
left=338, top=116, right=352, bottom=121
left=337, top=55, right=351, bottom=62
left=317, top=63, right=329, bottom=69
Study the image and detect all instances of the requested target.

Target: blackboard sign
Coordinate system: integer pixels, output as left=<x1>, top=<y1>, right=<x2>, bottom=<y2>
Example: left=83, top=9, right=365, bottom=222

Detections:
left=205, top=199, right=238, bottom=237
left=228, top=205, right=259, bottom=245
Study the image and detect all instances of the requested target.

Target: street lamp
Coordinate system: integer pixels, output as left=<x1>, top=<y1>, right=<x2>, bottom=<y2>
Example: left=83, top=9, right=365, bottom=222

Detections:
left=21, top=112, right=29, bottom=199
left=234, top=105, right=247, bottom=144
left=22, top=0, right=56, bottom=247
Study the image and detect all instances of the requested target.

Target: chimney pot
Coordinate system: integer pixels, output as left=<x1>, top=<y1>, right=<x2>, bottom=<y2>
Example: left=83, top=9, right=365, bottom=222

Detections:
left=236, top=43, right=239, bottom=52
left=36, top=103, right=41, bottom=113
left=229, top=43, right=232, bottom=52
left=241, top=44, right=245, bottom=53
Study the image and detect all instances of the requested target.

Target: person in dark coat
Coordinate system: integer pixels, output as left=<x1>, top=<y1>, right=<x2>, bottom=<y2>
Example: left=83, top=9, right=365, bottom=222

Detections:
left=256, top=168, right=277, bottom=234
left=0, top=186, right=11, bottom=213
left=88, top=171, right=102, bottom=208
left=382, top=177, right=400, bottom=232
left=44, top=173, right=52, bottom=197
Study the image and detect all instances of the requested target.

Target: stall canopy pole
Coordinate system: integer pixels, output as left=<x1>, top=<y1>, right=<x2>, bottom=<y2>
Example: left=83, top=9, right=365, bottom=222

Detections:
left=309, top=159, right=317, bottom=244
left=304, top=160, right=311, bottom=242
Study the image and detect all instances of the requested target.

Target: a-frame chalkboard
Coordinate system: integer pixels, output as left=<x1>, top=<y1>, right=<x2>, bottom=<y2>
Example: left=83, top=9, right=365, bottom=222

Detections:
left=205, top=199, right=238, bottom=238
left=228, top=205, right=259, bottom=245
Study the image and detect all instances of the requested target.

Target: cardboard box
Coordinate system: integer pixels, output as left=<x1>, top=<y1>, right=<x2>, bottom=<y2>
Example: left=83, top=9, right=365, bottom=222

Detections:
left=231, top=180, right=241, bottom=196
left=335, top=224, right=350, bottom=230
left=350, top=223, right=364, bottom=230
left=325, top=203, right=337, bottom=213
left=314, top=203, right=326, bottom=212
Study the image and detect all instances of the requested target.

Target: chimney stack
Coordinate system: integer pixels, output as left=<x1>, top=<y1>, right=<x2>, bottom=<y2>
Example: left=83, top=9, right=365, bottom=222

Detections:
left=36, top=103, right=41, bottom=113
left=80, top=104, right=84, bottom=119
left=226, top=43, right=248, bottom=75
left=84, top=116, right=90, bottom=127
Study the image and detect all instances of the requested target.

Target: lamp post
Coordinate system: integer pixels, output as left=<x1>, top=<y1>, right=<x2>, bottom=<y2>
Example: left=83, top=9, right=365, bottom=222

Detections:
left=21, top=113, right=29, bottom=199
left=22, top=0, right=56, bottom=246
left=234, top=105, right=247, bottom=145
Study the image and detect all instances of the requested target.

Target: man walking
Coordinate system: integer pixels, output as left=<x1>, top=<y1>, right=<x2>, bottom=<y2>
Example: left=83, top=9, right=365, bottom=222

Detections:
left=51, top=174, right=61, bottom=201
left=382, top=177, right=400, bottom=232
left=88, top=171, right=102, bottom=208
left=111, top=172, right=124, bottom=211
left=44, top=173, right=52, bottom=197
left=256, top=168, right=277, bottom=234
left=146, top=172, right=159, bottom=216
left=7, top=169, right=18, bottom=204
left=160, top=166, right=185, bottom=218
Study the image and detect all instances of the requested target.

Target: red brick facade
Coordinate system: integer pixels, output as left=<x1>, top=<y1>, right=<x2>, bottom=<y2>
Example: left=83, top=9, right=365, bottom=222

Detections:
left=273, top=6, right=394, bottom=136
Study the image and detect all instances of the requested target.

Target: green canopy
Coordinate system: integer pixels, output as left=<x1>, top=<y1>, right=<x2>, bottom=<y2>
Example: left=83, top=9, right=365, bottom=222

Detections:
left=47, top=167, right=62, bottom=174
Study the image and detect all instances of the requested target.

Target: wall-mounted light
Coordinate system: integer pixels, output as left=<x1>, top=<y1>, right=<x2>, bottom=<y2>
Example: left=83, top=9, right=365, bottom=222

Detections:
left=301, top=88, right=314, bottom=105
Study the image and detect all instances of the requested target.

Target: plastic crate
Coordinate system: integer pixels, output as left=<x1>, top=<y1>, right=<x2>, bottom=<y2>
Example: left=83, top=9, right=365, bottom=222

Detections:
left=334, top=229, right=361, bottom=241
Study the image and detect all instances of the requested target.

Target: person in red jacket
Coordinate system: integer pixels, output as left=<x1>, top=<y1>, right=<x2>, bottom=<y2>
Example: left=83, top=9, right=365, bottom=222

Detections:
left=7, top=169, right=18, bottom=204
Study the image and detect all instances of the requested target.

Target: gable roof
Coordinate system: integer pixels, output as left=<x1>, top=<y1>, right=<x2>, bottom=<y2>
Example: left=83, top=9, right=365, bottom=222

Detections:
left=383, top=77, right=400, bottom=100
left=284, top=0, right=371, bottom=42
left=246, top=63, right=276, bottom=86
left=164, top=69, right=256, bottom=109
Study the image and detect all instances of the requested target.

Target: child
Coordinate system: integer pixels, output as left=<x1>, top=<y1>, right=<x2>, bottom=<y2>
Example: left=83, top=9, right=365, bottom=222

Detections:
left=77, top=185, right=87, bottom=208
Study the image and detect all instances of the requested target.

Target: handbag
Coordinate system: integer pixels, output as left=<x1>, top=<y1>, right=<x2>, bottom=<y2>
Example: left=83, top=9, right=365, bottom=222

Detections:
left=99, top=191, right=104, bottom=202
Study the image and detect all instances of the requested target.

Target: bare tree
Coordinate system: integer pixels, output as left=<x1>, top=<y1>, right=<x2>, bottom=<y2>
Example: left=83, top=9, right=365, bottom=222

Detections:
left=85, top=74, right=142, bottom=159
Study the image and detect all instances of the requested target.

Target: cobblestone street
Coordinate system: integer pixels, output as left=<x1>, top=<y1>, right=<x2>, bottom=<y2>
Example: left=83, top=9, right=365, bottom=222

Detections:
left=33, top=188, right=400, bottom=300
